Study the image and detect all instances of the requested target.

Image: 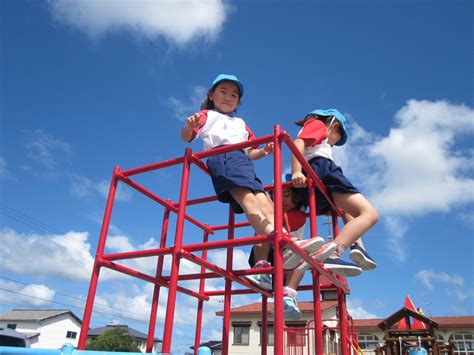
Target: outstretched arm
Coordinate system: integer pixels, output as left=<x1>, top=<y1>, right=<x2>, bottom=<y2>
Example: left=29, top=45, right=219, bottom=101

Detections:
left=181, top=112, right=202, bottom=142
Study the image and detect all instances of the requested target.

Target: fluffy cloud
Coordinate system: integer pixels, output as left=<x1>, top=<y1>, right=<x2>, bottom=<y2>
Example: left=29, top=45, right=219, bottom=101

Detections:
left=367, top=100, right=474, bottom=215
left=0, top=279, right=56, bottom=307
left=0, top=228, right=98, bottom=281
left=347, top=298, right=378, bottom=319
left=69, top=174, right=133, bottom=202
left=169, top=86, right=208, bottom=121
left=48, top=0, right=230, bottom=45
left=415, top=269, right=464, bottom=291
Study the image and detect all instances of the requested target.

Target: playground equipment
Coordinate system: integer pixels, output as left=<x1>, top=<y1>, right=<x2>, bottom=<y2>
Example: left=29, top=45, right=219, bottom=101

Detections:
left=77, top=126, right=356, bottom=355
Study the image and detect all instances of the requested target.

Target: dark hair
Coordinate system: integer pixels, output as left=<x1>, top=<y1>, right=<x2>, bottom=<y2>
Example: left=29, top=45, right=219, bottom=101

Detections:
left=200, top=81, right=241, bottom=113
left=295, top=114, right=337, bottom=127
left=290, top=187, right=304, bottom=211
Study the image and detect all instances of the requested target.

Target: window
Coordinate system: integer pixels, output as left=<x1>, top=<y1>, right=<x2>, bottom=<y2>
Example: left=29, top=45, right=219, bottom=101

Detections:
left=232, top=323, right=250, bottom=345
left=6, top=324, right=17, bottom=330
left=435, top=333, right=445, bottom=344
left=358, top=333, right=379, bottom=350
left=258, top=323, right=274, bottom=346
left=451, top=333, right=474, bottom=354
left=66, top=331, right=77, bottom=339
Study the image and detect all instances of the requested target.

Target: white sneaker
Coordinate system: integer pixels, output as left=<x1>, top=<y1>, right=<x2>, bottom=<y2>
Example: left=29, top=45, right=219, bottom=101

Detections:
left=246, top=273, right=273, bottom=290
left=283, top=236, right=325, bottom=270
left=295, top=242, right=338, bottom=273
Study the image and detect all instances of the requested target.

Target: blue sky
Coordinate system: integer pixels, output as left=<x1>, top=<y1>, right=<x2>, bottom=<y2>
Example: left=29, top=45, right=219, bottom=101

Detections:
left=0, top=0, right=473, bottom=353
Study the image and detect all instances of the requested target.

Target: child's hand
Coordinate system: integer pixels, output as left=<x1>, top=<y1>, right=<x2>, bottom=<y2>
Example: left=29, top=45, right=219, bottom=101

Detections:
left=292, top=172, right=306, bottom=188
left=263, top=142, right=274, bottom=155
left=185, top=112, right=202, bottom=129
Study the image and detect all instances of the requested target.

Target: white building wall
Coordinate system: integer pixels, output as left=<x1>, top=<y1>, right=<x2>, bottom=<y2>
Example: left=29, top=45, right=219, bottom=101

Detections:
left=0, top=314, right=81, bottom=349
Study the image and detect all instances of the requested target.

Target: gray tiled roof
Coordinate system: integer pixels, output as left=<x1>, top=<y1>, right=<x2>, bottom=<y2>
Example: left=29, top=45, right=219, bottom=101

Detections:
left=0, top=309, right=81, bottom=324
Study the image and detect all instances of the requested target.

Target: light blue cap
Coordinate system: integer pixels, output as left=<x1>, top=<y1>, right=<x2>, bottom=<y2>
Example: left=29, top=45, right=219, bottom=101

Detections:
left=212, top=74, right=244, bottom=98
left=307, top=108, right=348, bottom=146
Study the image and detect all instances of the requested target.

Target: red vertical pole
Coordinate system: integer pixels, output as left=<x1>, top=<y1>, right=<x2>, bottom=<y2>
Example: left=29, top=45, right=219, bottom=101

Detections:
left=162, top=148, right=192, bottom=353
left=194, top=230, right=210, bottom=354
left=78, top=167, right=119, bottom=349
left=221, top=208, right=235, bottom=355
left=307, top=179, right=323, bottom=355
left=338, top=289, right=349, bottom=355
left=146, top=207, right=171, bottom=352
left=261, top=296, right=268, bottom=355
left=273, top=125, right=284, bottom=355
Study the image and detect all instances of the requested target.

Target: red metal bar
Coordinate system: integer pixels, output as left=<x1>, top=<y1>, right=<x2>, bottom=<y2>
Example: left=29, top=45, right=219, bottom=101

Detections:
left=180, top=249, right=273, bottom=298
left=261, top=295, right=268, bottom=355
left=115, top=172, right=213, bottom=234
left=221, top=208, right=235, bottom=355
left=146, top=208, right=170, bottom=352
left=104, top=246, right=174, bottom=261
left=190, top=154, right=210, bottom=176
left=204, top=282, right=339, bottom=297
left=338, top=288, right=350, bottom=355
left=162, top=148, right=193, bottom=353
left=122, top=156, right=185, bottom=177
left=194, top=230, right=210, bottom=354
left=312, top=271, right=323, bottom=355
left=99, top=258, right=207, bottom=300
left=194, top=134, right=273, bottom=159
left=78, top=167, right=119, bottom=349
left=273, top=125, right=285, bottom=355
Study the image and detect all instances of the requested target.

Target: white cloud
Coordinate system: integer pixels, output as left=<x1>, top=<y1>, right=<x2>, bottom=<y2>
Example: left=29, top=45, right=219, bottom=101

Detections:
left=415, top=269, right=464, bottom=291
left=0, top=227, right=103, bottom=282
left=24, top=129, right=72, bottom=172
left=347, top=298, right=378, bottom=319
left=367, top=100, right=474, bottom=216
left=169, top=86, right=208, bottom=121
left=0, top=279, right=55, bottom=307
left=69, top=174, right=132, bottom=202
left=383, top=216, right=408, bottom=263
left=48, top=0, right=230, bottom=45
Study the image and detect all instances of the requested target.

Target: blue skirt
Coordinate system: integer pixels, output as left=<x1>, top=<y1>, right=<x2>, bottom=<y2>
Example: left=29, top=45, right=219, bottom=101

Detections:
left=296, top=157, right=360, bottom=215
left=207, top=149, right=264, bottom=214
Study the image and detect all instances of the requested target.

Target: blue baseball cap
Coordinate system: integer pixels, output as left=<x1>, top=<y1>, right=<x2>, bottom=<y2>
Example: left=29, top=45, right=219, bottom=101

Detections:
left=307, top=108, right=348, bottom=146
left=212, top=74, right=244, bottom=98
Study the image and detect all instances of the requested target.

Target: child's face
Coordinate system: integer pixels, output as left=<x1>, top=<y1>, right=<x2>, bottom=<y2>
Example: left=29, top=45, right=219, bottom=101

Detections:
left=282, top=188, right=297, bottom=212
left=209, top=81, right=240, bottom=114
left=327, top=121, right=342, bottom=146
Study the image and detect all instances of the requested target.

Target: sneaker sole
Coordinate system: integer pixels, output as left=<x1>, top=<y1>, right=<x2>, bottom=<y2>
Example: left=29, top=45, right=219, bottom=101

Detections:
left=284, top=309, right=302, bottom=320
left=246, top=275, right=273, bottom=290
left=350, top=249, right=377, bottom=270
left=294, top=242, right=338, bottom=273
left=283, top=237, right=324, bottom=270
left=324, top=264, right=362, bottom=277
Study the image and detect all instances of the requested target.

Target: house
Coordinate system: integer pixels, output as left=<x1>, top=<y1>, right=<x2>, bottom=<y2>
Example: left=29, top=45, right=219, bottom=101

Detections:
left=88, top=324, right=162, bottom=353
left=217, top=300, right=474, bottom=354
left=0, top=309, right=82, bottom=349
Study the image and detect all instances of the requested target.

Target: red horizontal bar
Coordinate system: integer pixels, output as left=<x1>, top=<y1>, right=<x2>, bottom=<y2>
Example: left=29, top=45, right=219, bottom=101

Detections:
left=122, top=156, right=185, bottom=177
left=190, top=155, right=210, bottom=176
left=98, top=258, right=209, bottom=301
left=183, top=234, right=274, bottom=253
left=114, top=172, right=214, bottom=235
left=193, top=135, right=273, bottom=160
left=205, top=283, right=339, bottom=297
left=103, top=246, right=174, bottom=261
left=179, top=249, right=273, bottom=297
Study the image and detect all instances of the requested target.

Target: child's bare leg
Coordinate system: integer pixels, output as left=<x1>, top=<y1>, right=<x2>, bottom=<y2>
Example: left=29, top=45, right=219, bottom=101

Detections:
left=331, top=192, right=378, bottom=250
left=286, top=270, right=304, bottom=291
left=229, top=187, right=275, bottom=236
left=342, top=213, right=365, bottom=248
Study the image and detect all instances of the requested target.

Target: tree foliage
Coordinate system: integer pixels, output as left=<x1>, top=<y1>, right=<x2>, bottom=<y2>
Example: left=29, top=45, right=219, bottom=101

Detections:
left=86, top=328, right=140, bottom=352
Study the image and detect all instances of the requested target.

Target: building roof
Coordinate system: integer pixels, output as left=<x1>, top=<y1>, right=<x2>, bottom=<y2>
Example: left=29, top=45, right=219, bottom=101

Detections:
left=88, top=325, right=162, bottom=342
left=0, top=309, right=82, bottom=325
left=353, top=316, right=474, bottom=331
left=190, top=340, right=222, bottom=350
left=216, top=301, right=338, bottom=316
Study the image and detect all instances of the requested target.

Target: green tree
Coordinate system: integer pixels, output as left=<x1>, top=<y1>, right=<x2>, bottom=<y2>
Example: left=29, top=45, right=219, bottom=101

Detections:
left=86, top=328, right=140, bottom=352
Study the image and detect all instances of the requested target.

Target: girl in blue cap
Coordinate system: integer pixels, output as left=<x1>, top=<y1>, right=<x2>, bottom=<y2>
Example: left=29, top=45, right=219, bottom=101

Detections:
left=181, top=74, right=277, bottom=289
left=291, top=109, right=379, bottom=276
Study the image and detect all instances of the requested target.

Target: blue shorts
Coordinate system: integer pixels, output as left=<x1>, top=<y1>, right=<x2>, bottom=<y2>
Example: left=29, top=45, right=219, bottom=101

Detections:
left=207, top=149, right=264, bottom=214
left=297, top=157, right=360, bottom=215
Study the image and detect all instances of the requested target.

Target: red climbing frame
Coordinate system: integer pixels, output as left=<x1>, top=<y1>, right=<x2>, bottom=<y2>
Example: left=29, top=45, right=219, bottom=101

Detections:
left=77, top=125, right=353, bottom=355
